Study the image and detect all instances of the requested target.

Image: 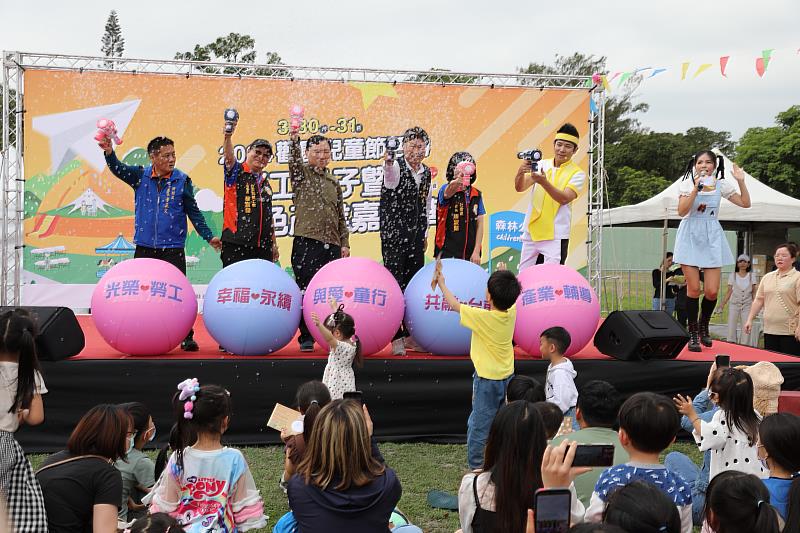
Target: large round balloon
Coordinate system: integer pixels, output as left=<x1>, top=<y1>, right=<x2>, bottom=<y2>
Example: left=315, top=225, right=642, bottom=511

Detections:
left=91, top=258, right=197, bottom=355
left=203, top=259, right=302, bottom=355
left=514, top=264, right=600, bottom=356
left=303, top=257, right=404, bottom=356
left=404, top=259, right=489, bottom=355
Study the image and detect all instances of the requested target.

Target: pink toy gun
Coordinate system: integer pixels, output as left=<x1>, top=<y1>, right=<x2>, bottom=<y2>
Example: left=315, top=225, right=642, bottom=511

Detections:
left=289, top=105, right=304, bottom=134
left=429, top=166, right=438, bottom=180
left=94, top=119, right=122, bottom=145
left=456, top=160, right=476, bottom=187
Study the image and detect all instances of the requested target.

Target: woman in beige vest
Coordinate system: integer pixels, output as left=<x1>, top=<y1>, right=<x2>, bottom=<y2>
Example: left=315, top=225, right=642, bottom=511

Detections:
left=745, top=243, right=800, bottom=356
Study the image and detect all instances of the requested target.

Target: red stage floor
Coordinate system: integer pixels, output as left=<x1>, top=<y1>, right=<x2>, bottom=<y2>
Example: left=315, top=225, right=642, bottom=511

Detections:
left=72, top=315, right=799, bottom=364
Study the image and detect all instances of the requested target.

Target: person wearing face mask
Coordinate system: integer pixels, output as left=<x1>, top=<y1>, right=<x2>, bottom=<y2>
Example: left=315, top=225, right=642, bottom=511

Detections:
left=757, top=413, right=800, bottom=527
left=673, top=151, right=751, bottom=352
left=289, top=125, right=350, bottom=352
left=745, top=243, right=800, bottom=356
left=381, top=127, right=433, bottom=356
left=115, top=402, right=157, bottom=524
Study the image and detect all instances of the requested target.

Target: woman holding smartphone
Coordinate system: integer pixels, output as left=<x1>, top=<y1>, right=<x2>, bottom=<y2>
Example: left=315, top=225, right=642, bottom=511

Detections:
left=673, top=151, right=750, bottom=352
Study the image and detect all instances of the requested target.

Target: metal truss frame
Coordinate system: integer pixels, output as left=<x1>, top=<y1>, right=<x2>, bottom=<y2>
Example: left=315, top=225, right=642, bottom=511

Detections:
left=1, top=51, right=605, bottom=306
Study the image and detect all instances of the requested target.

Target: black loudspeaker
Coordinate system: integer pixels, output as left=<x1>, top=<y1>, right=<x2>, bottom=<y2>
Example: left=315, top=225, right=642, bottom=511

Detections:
left=594, top=310, right=688, bottom=361
left=0, top=306, right=85, bottom=361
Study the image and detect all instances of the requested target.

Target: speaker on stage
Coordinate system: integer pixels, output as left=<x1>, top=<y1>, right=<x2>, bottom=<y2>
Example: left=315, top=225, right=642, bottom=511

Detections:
left=594, top=310, right=688, bottom=361
left=0, top=306, right=85, bottom=361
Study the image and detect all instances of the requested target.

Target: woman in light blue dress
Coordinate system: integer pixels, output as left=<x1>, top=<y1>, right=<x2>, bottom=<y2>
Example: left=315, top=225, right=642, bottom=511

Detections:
left=673, top=151, right=750, bottom=351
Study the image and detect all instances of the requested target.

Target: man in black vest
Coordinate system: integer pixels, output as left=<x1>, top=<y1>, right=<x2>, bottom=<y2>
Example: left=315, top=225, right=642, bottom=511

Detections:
left=380, top=127, right=432, bottom=355
left=221, top=118, right=278, bottom=266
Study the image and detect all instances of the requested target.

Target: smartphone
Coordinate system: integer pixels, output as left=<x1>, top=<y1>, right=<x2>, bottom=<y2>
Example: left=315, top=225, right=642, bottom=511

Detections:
left=715, top=354, right=730, bottom=368
left=343, top=391, right=363, bottom=405
left=571, top=444, right=616, bottom=467
left=534, top=488, right=571, bottom=533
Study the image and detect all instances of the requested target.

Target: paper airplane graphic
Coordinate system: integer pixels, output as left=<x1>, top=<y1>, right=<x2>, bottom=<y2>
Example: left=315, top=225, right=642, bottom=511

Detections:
left=32, top=99, right=141, bottom=173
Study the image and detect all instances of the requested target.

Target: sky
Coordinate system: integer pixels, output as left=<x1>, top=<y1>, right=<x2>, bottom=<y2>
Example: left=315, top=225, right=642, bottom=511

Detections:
left=1, top=0, right=798, bottom=139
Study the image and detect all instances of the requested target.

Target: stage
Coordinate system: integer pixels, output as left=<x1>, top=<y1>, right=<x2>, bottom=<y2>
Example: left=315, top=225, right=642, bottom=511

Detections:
left=17, top=315, right=800, bottom=453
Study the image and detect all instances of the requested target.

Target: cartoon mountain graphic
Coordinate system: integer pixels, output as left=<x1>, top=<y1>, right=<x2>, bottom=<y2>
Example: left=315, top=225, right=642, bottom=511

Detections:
left=47, top=187, right=131, bottom=218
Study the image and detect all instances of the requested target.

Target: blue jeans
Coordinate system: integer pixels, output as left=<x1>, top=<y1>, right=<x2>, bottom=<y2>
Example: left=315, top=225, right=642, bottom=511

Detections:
left=664, top=451, right=707, bottom=525
left=652, top=297, right=676, bottom=316
left=467, top=373, right=513, bottom=469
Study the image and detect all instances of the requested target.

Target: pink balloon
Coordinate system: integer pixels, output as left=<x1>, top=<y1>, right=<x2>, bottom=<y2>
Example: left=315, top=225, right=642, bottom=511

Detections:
left=303, top=257, right=404, bottom=356
left=91, top=258, right=197, bottom=355
left=513, top=264, right=600, bottom=356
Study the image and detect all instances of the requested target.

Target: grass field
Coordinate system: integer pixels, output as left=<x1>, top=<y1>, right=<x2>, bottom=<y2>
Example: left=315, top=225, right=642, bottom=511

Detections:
left=30, top=440, right=704, bottom=533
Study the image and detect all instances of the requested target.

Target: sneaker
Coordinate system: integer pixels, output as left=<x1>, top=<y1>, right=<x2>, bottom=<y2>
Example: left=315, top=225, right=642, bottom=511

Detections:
left=391, top=338, right=406, bottom=356
left=300, top=339, right=314, bottom=352
left=404, top=336, right=425, bottom=353
left=181, top=336, right=199, bottom=352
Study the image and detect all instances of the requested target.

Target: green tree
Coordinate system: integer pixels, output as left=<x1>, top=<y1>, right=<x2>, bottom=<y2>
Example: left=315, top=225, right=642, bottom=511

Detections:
left=100, top=10, right=125, bottom=68
left=518, top=53, right=649, bottom=145
left=736, top=105, right=800, bottom=197
left=615, top=166, right=671, bottom=206
left=408, top=68, right=477, bottom=84
left=604, top=126, right=735, bottom=206
left=175, top=33, right=288, bottom=76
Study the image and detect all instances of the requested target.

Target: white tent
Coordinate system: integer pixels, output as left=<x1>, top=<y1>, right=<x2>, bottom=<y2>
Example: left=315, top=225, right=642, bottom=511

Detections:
left=601, top=154, right=800, bottom=229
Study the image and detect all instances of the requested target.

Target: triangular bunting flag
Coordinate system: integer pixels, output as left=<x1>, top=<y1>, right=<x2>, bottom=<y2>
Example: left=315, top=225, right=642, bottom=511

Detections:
left=618, top=72, right=632, bottom=85
left=756, top=57, right=767, bottom=77
left=693, top=64, right=713, bottom=78
left=648, top=68, right=667, bottom=78
left=762, top=49, right=774, bottom=70
left=720, top=56, right=730, bottom=77
left=681, top=62, right=690, bottom=80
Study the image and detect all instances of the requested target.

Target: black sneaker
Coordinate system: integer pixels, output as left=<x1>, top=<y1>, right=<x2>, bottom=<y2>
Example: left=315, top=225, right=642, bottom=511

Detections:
left=181, top=336, right=199, bottom=352
left=300, top=339, right=314, bottom=352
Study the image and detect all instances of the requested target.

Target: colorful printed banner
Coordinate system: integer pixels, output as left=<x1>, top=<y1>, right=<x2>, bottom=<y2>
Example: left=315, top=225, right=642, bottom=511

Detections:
left=22, top=70, right=591, bottom=308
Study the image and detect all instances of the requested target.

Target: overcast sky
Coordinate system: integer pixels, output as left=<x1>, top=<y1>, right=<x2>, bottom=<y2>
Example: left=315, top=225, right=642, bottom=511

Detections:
left=1, top=0, right=797, bottom=139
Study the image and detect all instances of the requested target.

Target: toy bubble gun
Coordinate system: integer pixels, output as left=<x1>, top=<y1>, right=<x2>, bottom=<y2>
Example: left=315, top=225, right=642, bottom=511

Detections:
left=289, top=105, right=304, bottom=134
left=224, top=108, right=239, bottom=133
left=456, top=160, right=476, bottom=187
left=94, top=119, right=122, bottom=145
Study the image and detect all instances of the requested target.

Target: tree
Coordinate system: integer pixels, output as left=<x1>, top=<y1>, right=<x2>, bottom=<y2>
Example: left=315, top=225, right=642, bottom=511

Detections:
left=408, top=68, right=477, bottom=84
left=736, top=105, right=800, bottom=198
left=175, top=33, right=288, bottom=76
left=604, top=126, right=735, bottom=206
left=519, top=53, right=649, bottom=145
left=100, top=10, right=125, bottom=67
left=615, top=166, right=671, bottom=206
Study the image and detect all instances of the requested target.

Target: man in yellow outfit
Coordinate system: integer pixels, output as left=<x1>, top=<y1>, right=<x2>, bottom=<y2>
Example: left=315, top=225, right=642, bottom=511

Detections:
left=514, top=123, right=586, bottom=270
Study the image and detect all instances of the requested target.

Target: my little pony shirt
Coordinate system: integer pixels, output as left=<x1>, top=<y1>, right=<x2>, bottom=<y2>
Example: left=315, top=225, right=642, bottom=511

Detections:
left=145, top=446, right=266, bottom=532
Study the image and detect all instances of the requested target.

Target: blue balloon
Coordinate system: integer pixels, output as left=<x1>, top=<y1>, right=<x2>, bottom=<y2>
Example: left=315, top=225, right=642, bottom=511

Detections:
left=203, top=259, right=302, bottom=355
left=404, top=259, right=490, bottom=355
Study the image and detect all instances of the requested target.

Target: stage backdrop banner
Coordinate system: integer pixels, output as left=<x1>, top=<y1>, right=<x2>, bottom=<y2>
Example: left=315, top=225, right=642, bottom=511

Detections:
left=21, top=69, right=590, bottom=309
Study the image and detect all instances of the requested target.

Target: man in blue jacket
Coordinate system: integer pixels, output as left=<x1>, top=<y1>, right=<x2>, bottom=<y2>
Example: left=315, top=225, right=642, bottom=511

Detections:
left=100, top=136, right=221, bottom=351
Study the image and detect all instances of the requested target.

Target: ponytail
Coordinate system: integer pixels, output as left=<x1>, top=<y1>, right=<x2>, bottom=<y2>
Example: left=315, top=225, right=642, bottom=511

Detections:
left=303, top=401, right=322, bottom=443
left=0, top=309, right=42, bottom=414
left=716, top=155, right=725, bottom=180
left=171, top=381, right=231, bottom=470
left=681, top=155, right=696, bottom=181
left=295, top=381, right=332, bottom=443
left=752, top=499, right=781, bottom=533
left=352, top=337, right=363, bottom=369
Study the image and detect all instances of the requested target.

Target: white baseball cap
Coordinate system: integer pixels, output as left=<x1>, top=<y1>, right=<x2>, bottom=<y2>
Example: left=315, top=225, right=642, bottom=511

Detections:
left=737, top=254, right=750, bottom=262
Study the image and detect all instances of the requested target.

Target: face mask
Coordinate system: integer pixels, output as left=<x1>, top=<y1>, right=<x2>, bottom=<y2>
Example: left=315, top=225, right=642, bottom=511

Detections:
left=127, top=434, right=136, bottom=453
left=760, top=457, right=770, bottom=473
left=148, top=427, right=156, bottom=442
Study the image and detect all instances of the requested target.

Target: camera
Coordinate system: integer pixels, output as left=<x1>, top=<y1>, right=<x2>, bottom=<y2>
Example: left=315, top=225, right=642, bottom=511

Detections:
left=517, top=149, right=543, bottom=171
left=386, top=137, right=400, bottom=161
left=224, top=108, right=239, bottom=133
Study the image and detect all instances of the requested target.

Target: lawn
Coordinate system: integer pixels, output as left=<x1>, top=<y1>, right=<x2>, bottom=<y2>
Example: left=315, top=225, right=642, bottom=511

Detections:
left=29, top=440, right=704, bottom=533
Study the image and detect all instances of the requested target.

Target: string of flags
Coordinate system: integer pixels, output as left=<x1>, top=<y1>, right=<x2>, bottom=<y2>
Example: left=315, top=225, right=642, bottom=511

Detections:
left=589, top=46, right=798, bottom=92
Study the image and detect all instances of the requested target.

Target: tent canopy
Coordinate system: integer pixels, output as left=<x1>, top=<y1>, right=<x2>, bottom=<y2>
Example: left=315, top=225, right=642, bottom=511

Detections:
left=94, top=233, right=135, bottom=255
left=601, top=154, right=800, bottom=229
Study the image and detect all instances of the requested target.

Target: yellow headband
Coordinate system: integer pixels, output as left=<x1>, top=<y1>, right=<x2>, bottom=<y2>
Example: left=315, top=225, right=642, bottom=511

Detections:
left=555, top=133, right=579, bottom=146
